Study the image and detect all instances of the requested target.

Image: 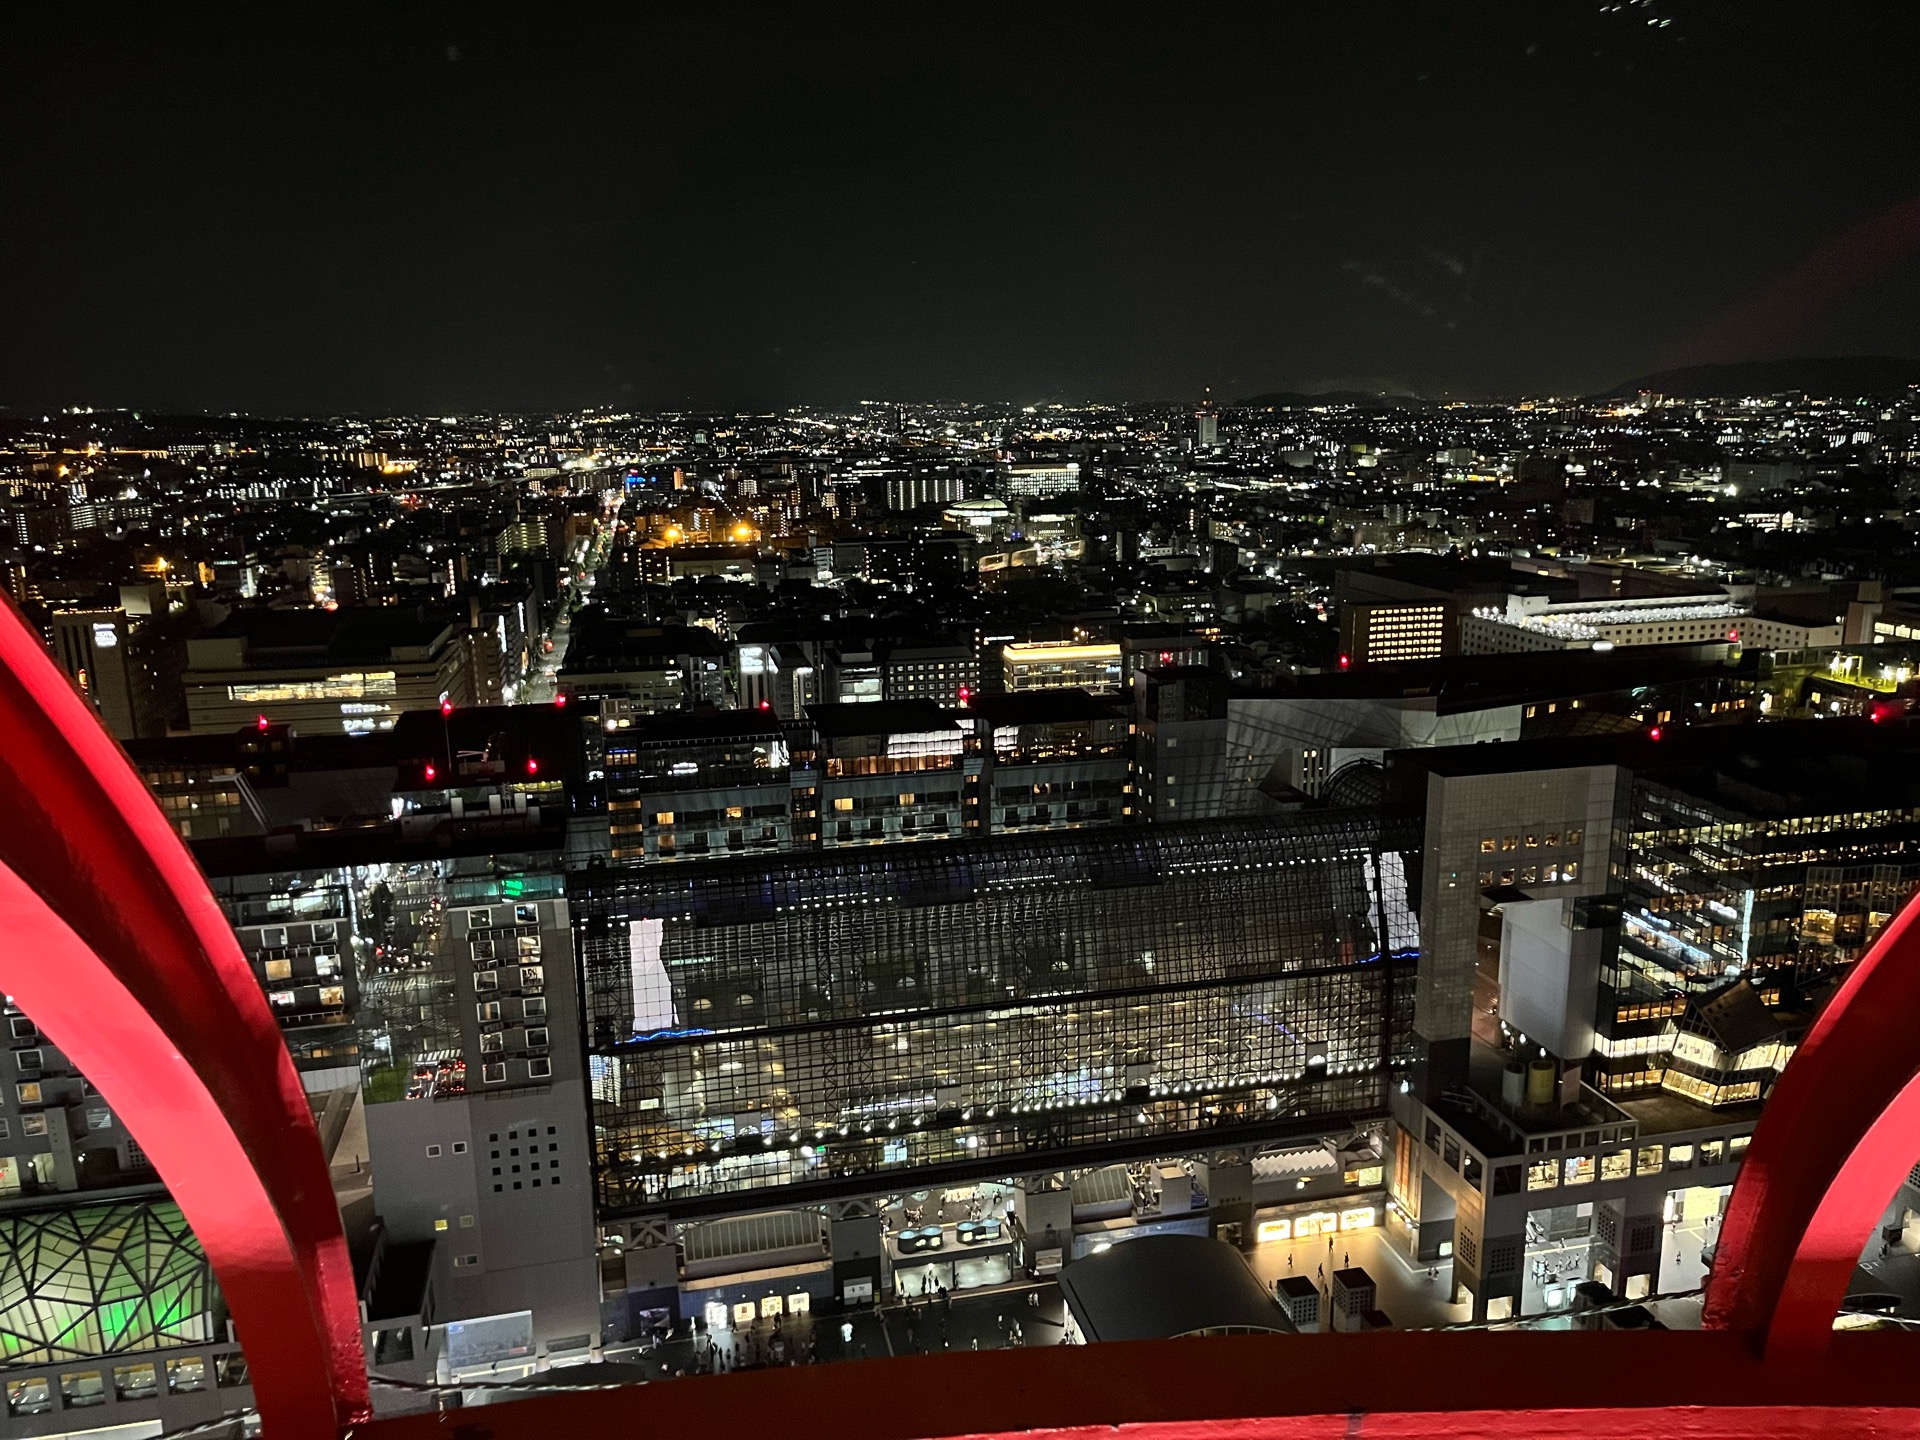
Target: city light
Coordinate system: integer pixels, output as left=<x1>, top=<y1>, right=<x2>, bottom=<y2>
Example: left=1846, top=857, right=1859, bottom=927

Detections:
left=11, top=41, right=1920, bottom=1419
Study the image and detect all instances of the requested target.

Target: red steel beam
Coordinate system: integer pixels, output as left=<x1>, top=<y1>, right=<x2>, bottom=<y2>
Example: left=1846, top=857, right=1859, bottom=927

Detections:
left=0, top=598, right=367, bottom=1437
left=1705, top=887, right=1920, bottom=1357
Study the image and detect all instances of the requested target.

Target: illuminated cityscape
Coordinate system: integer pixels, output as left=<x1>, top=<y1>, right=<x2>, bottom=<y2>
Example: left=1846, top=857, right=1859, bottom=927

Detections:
left=5, top=7, right=1920, bottom=1439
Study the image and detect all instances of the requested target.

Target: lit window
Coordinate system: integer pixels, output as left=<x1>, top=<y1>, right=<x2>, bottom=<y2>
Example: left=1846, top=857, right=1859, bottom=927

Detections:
left=16, top=1082, right=41, bottom=1105
left=834, top=797, right=854, bottom=812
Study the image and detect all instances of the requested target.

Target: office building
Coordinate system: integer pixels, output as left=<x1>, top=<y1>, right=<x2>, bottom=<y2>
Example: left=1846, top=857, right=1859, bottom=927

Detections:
left=559, top=614, right=730, bottom=716
left=1386, top=719, right=1920, bottom=1321
left=1002, top=462, right=1082, bottom=500
left=800, top=701, right=967, bottom=849
left=1002, top=641, right=1124, bottom=694
left=963, top=689, right=1133, bottom=834
left=180, top=607, right=474, bottom=735
left=601, top=711, right=794, bottom=865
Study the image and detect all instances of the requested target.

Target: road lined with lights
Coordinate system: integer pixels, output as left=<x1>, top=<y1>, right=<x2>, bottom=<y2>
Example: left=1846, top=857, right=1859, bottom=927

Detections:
left=523, top=491, right=622, bottom=705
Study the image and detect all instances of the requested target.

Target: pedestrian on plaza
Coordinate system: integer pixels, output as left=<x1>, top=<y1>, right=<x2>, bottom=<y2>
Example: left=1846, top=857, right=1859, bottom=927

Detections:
left=1343, top=1251, right=1349, bottom=1268
left=1287, top=1253, right=1293, bottom=1271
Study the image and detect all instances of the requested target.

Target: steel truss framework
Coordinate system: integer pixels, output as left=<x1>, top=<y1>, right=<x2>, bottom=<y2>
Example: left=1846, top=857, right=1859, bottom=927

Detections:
left=0, top=1200, right=214, bottom=1367
left=571, top=812, right=1422, bottom=1212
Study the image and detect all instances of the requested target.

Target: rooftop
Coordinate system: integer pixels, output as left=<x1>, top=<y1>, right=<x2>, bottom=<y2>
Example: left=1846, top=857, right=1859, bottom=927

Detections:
left=807, top=699, right=957, bottom=738
left=1058, top=1233, right=1291, bottom=1342
left=195, top=605, right=460, bottom=663
left=965, top=688, right=1124, bottom=725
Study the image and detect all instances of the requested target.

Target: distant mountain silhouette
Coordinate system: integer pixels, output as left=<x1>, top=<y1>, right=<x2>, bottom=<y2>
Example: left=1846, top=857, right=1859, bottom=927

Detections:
left=1236, top=389, right=1428, bottom=409
left=1599, top=356, right=1920, bottom=399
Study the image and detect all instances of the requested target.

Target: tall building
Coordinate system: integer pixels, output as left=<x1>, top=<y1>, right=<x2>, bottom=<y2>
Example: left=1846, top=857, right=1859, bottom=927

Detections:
left=1385, top=719, right=1920, bottom=1321
left=1195, top=390, right=1219, bottom=449
left=48, top=590, right=187, bottom=739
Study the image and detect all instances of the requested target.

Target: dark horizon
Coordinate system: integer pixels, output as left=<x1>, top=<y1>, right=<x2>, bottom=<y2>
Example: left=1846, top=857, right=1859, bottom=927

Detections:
left=7, top=5, right=1920, bottom=415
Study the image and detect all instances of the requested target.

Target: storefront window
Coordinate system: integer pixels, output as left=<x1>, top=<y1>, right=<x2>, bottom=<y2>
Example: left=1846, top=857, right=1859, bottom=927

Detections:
left=1526, top=1160, right=1558, bottom=1191
left=1635, top=1144, right=1664, bottom=1175
left=1600, top=1149, right=1631, bottom=1181
left=1562, top=1155, right=1595, bottom=1186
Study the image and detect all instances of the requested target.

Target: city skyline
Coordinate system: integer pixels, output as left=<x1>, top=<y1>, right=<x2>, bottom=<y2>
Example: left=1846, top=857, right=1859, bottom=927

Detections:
left=8, top=9, right=1920, bottom=1435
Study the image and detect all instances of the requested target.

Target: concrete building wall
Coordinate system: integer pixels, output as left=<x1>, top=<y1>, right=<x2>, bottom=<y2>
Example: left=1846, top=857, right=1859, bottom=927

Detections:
left=1417, top=766, right=1621, bottom=1080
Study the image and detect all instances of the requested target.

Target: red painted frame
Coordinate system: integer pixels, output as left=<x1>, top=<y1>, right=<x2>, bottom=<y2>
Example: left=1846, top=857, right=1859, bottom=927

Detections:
left=1704, top=880, right=1920, bottom=1357
left=2, top=576, right=1917, bottom=1437
left=0, top=599, right=366, bottom=1439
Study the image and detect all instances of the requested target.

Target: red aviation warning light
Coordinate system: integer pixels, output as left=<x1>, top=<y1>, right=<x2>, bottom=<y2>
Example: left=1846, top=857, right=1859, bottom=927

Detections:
left=554, top=693, right=567, bottom=708
left=1648, top=726, right=1663, bottom=742
left=423, top=762, right=437, bottom=782
left=1338, top=653, right=1351, bottom=670
left=526, top=757, right=540, bottom=776
left=256, top=714, right=270, bottom=733
left=440, top=698, right=454, bottom=718
left=758, top=699, right=772, bottom=712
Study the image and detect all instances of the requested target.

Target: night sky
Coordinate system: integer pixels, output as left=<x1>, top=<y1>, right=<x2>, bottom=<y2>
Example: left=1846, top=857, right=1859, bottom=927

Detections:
left=7, top=5, right=1918, bottom=414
